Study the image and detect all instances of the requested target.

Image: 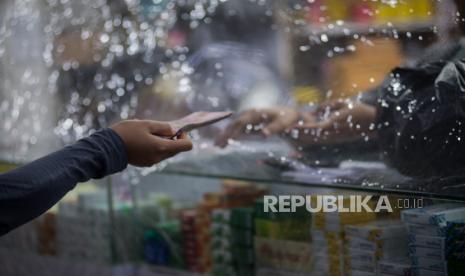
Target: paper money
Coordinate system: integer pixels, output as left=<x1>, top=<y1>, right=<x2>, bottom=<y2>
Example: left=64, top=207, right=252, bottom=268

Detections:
left=169, top=111, right=233, bottom=138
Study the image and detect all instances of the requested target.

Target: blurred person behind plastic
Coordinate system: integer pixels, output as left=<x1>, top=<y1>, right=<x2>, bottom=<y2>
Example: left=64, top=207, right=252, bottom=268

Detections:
left=181, top=0, right=292, bottom=112
left=216, top=0, right=465, bottom=179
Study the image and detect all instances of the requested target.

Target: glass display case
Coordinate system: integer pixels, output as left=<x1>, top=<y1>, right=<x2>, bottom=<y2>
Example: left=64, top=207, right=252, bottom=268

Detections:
left=2, top=0, right=465, bottom=276
left=2, top=152, right=465, bottom=276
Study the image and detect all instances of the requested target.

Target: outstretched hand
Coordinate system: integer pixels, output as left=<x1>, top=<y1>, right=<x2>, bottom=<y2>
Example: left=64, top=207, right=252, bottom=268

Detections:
left=215, top=107, right=301, bottom=148
left=111, top=120, right=193, bottom=167
left=289, top=101, right=377, bottom=146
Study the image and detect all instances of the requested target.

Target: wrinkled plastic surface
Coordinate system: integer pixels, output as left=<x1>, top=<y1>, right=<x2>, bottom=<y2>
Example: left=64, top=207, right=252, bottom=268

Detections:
left=377, top=60, right=465, bottom=178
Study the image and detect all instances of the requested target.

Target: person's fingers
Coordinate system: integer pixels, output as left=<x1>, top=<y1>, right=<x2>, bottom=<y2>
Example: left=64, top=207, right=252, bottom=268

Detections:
left=215, top=122, right=240, bottom=147
left=177, top=132, right=189, bottom=140
left=261, top=109, right=299, bottom=136
left=215, top=110, right=261, bottom=147
left=294, top=118, right=335, bottom=132
left=262, top=119, right=287, bottom=137
left=300, top=111, right=317, bottom=124
left=153, top=135, right=193, bottom=154
left=146, top=121, right=175, bottom=136
left=315, top=100, right=346, bottom=114
left=173, top=137, right=194, bottom=152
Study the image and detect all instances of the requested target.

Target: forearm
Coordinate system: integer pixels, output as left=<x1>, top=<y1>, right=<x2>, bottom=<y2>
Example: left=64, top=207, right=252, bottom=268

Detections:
left=0, top=129, right=128, bottom=236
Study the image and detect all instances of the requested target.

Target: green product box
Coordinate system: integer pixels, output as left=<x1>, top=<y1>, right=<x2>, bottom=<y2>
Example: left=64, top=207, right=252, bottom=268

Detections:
left=255, top=218, right=281, bottom=239
left=235, top=264, right=255, bottom=276
left=211, top=223, right=231, bottom=237
left=212, top=265, right=235, bottom=276
left=254, top=218, right=311, bottom=241
left=231, top=227, right=254, bottom=246
left=212, top=209, right=231, bottom=224
left=232, top=246, right=254, bottom=265
left=230, top=208, right=254, bottom=229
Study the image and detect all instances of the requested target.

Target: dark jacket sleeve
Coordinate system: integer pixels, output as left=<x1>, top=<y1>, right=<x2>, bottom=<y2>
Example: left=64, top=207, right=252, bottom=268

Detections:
left=0, top=128, right=128, bottom=236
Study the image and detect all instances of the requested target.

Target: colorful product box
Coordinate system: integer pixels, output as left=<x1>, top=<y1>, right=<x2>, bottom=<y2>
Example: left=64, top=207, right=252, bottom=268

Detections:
left=254, top=237, right=313, bottom=273
left=345, top=220, right=407, bottom=241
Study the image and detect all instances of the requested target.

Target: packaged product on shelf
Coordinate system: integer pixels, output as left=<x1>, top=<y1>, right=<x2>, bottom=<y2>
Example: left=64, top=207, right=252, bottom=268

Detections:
left=377, top=258, right=412, bottom=275
left=412, top=269, right=447, bottom=276
left=315, top=213, right=377, bottom=232
left=311, top=232, right=343, bottom=276
left=210, top=223, right=232, bottom=238
left=407, top=234, right=446, bottom=250
left=402, top=204, right=465, bottom=276
left=343, top=220, right=409, bottom=270
left=411, top=256, right=448, bottom=273
left=345, top=236, right=408, bottom=258
left=254, top=236, right=313, bottom=273
left=221, top=179, right=266, bottom=207
left=410, top=244, right=446, bottom=261
left=208, top=182, right=265, bottom=275
left=212, top=250, right=233, bottom=266
left=310, top=195, right=379, bottom=276
left=344, top=220, right=407, bottom=241
left=56, top=196, right=115, bottom=264
left=143, top=220, right=184, bottom=269
left=232, top=245, right=254, bottom=265
left=36, top=212, right=57, bottom=256
left=211, top=209, right=231, bottom=224
left=231, top=226, right=253, bottom=246
left=253, top=196, right=313, bottom=273
left=181, top=209, right=212, bottom=272
left=345, top=259, right=376, bottom=273
left=230, top=207, right=254, bottom=229
left=401, top=204, right=465, bottom=226
left=212, top=265, right=235, bottom=276
left=255, top=218, right=304, bottom=240
left=0, top=218, right=39, bottom=253
left=350, top=270, right=376, bottom=276
left=255, top=198, right=311, bottom=241
left=229, top=207, right=255, bottom=274
left=407, top=223, right=447, bottom=237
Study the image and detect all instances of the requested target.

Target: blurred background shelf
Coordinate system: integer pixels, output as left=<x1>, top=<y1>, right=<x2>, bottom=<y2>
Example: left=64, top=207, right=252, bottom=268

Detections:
left=296, top=20, right=437, bottom=38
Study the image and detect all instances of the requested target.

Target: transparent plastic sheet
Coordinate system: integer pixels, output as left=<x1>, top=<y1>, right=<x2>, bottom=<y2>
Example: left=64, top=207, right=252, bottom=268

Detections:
left=2, top=0, right=465, bottom=275
left=377, top=59, right=465, bottom=179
